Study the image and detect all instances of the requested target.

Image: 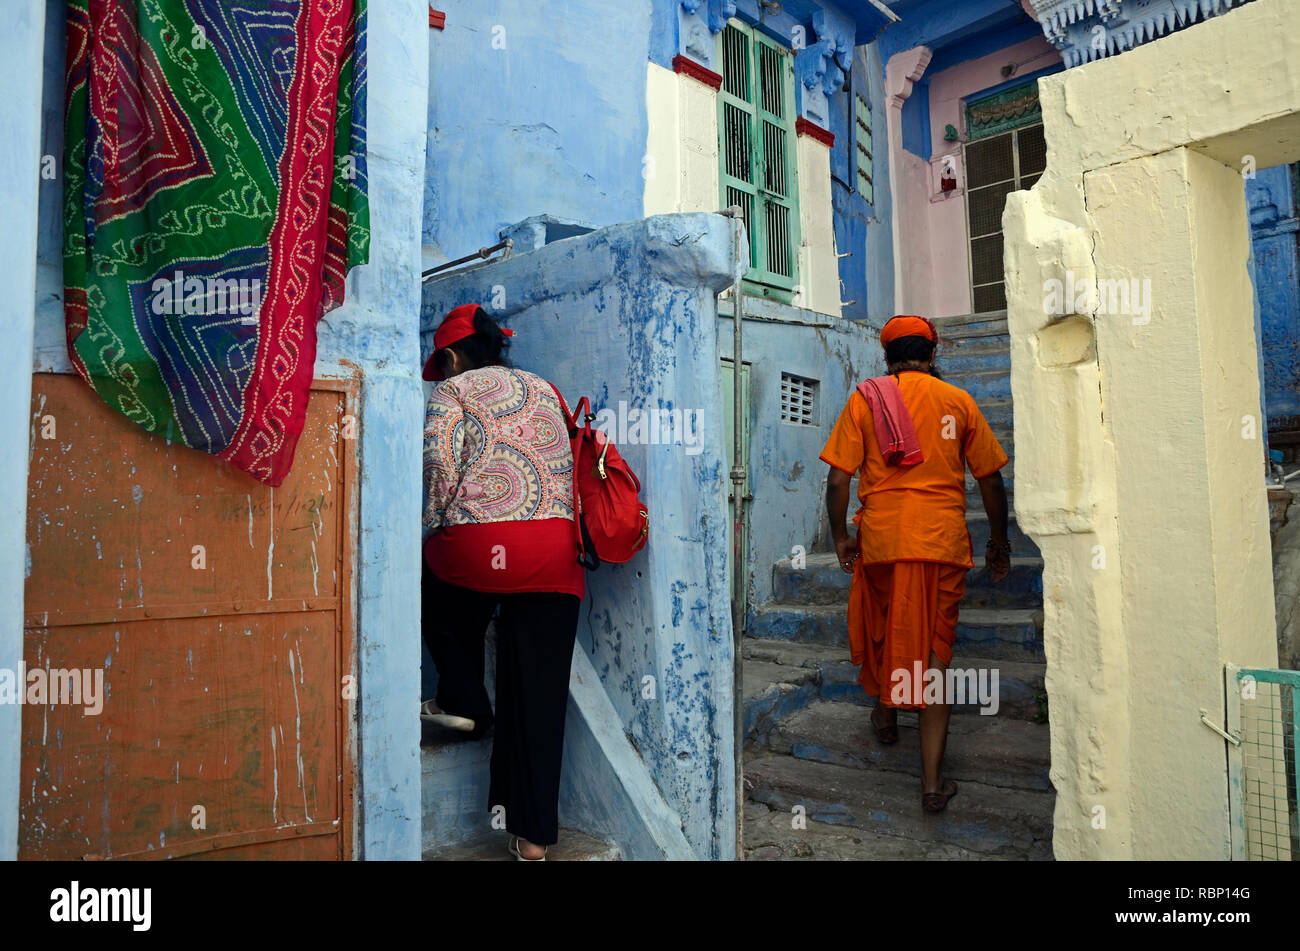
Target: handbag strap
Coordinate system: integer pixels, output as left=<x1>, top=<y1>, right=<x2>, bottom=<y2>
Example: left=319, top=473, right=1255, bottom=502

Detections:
left=548, top=382, right=590, bottom=564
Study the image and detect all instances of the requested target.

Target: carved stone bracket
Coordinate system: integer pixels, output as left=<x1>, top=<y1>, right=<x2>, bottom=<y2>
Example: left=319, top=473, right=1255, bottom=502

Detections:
left=676, top=0, right=737, bottom=75
left=1030, top=0, right=1249, bottom=68
left=885, top=46, right=933, bottom=110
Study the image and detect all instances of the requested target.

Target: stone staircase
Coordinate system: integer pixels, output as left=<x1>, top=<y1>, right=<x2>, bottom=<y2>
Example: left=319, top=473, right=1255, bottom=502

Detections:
left=743, top=311, right=1055, bottom=861
left=420, top=628, right=622, bottom=861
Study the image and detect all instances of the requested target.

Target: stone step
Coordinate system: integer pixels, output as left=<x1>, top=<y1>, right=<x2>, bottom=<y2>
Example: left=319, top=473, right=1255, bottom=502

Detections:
left=743, top=640, right=871, bottom=740
left=938, top=343, right=1011, bottom=375
left=968, top=471, right=1014, bottom=499
left=748, top=602, right=849, bottom=648
left=932, top=311, right=1009, bottom=337
left=421, top=728, right=494, bottom=854
left=423, top=828, right=621, bottom=861
left=745, top=753, right=1054, bottom=859
left=956, top=608, right=1045, bottom=662
left=980, top=398, right=1014, bottom=431
left=967, top=511, right=1040, bottom=557
left=747, top=603, right=1044, bottom=660
left=744, top=799, right=989, bottom=860
left=742, top=638, right=1047, bottom=724
left=772, top=552, right=1042, bottom=610
left=965, top=556, right=1044, bottom=609
left=945, top=367, right=1012, bottom=403
left=756, top=700, right=1052, bottom=791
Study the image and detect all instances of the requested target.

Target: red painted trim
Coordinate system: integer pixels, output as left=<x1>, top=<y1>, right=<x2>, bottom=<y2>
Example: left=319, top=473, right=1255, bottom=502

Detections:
left=429, top=7, right=446, bottom=29
left=796, top=116, right=834, bottom=147
left=672, top=54, right=722, bottom=91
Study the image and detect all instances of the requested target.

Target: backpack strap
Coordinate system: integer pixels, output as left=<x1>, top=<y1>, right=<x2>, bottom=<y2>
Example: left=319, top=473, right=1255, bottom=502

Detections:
left=548, top=382, right=594, bottom=567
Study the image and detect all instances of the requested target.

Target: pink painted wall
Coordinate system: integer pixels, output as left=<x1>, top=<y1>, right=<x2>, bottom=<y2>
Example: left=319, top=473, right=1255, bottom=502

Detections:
left=915, top=35, right=1061, bottom=318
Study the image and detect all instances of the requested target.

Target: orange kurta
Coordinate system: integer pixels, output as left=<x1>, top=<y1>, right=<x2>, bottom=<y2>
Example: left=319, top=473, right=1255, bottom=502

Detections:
left=820, top=371, right=1008, bottom=707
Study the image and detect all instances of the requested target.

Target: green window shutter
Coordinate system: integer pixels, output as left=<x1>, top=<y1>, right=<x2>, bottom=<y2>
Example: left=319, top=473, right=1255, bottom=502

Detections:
left=855, top=93, right=873, bottom=205
left=718, top=21, right=800, bottom=300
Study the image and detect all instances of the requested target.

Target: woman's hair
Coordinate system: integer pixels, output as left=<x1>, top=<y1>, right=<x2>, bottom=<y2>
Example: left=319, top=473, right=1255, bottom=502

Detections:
left=434, top=307, right=512, bottom=378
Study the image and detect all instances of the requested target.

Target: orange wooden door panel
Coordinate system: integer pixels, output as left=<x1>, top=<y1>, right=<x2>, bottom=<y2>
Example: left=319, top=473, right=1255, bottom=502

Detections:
left=21, top=373, right=359, bottom=861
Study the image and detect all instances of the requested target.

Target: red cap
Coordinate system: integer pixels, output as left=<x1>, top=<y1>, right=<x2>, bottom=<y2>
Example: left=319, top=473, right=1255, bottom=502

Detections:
left=422, top=304, right=514, bottom=381
left=880, top=314, right=937, bottom=348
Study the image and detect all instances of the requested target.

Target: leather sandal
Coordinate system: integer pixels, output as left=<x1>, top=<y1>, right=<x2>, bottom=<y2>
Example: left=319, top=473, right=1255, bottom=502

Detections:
left=922, top=779, right=958, bottom=813
left=420, top=699, right=475, bottom=733
left=869, top=705, right=899, bottom=745
left=508, top=835, right=547, bottom=862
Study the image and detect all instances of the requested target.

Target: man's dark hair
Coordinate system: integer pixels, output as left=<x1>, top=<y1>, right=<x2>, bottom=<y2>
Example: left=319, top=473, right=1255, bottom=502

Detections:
left=434, top=307, right=512, bottom=378
left=884, top=334, right=937, bottom=368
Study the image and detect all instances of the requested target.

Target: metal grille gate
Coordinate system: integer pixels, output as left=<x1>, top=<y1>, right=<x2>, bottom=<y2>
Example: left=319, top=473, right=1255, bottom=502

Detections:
left=1225, top=664, right=1299, bottom=860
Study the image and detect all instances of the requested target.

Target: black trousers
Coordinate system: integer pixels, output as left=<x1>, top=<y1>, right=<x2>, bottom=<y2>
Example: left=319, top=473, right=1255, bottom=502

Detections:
left=421, top=562, right=580, bottom=846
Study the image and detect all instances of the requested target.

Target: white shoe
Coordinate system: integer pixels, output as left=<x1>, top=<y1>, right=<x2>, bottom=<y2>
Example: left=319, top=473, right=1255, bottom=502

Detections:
left=508, top=835, right=547, bottom=861
left=419, top=699, right=475, bottom=732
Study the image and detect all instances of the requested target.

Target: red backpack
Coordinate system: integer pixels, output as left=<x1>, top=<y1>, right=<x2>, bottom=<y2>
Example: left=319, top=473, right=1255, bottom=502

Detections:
left=549, top=384, right=649, bottom=570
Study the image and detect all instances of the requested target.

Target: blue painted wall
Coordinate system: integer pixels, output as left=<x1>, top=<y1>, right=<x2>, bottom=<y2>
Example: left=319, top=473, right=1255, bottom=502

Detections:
left=423, top=0, right=652, bottom=264
left=831, top=43, right=894, bottom=325
left=422, top=213, right=738, bottom=859
left=1247, top=164, right=1300, bottom=432
left=878, top=0, right=1028, bottom=64
left=0, top=0, right=48, bottom=862
left=719, top=297, right=884, bottom=611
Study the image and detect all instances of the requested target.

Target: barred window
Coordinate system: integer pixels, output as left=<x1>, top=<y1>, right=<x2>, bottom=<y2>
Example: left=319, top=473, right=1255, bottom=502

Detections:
left=964, top=122, right=1046, bottom=314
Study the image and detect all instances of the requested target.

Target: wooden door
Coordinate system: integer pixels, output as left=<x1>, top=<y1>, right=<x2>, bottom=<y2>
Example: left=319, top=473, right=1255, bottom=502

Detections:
left=21, top=373, right=359, bottom=860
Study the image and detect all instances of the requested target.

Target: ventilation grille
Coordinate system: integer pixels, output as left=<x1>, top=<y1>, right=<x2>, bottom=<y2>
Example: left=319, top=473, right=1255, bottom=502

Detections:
left=780, top=373, right=818, bottom=426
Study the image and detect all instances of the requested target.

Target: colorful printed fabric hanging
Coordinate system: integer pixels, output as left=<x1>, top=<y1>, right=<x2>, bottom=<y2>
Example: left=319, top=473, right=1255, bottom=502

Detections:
left=63, top=0, right=370, bottom=486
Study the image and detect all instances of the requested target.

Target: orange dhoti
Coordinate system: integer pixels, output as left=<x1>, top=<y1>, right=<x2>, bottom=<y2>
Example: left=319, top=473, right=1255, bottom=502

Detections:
left=848, top=560, right=967, bottom=709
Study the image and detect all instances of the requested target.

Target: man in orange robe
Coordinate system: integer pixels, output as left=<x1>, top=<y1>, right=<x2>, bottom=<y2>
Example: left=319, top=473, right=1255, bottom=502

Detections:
left=820, top=315, right=1011, bottom=812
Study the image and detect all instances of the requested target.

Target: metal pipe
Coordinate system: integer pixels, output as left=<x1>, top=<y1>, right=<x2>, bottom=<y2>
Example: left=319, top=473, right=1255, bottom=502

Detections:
left=421, top=238, right=513, bottom=282
left=720, top=205, right=748, bottom=861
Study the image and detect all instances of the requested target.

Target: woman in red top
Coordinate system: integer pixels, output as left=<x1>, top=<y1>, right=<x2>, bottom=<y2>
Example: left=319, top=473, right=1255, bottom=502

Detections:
left=420, top=304, right=582, bottom=861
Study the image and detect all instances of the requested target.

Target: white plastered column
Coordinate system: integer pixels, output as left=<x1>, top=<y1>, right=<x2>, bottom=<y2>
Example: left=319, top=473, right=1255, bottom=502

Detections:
left=1003, top=0, right=1298, bottom=859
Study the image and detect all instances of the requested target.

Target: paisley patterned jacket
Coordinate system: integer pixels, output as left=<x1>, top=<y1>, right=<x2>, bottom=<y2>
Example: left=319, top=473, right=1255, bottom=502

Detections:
left=423, top=365, right=576, bottom=536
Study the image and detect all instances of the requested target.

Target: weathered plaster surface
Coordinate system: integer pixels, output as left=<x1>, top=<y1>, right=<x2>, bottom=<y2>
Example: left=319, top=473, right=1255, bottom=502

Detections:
left=1002, top=0, right=1295, bottom=858
left=716, top=297, right=882, bottom=609
left=421, top=213, right=738, bottom=859
left=422, top=0, right=651, bottom=266
left=0, top=0, right=47, bottom=862
left=831, top=43, right=895, bottom=326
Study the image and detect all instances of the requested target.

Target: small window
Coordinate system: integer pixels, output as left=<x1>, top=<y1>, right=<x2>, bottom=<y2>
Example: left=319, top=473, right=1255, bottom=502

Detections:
left=780, top=373, right=819, bottom=426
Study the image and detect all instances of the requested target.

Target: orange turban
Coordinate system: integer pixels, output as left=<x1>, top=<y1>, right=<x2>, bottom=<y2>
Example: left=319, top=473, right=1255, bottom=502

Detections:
left=880, top=315, right=937, bottom=347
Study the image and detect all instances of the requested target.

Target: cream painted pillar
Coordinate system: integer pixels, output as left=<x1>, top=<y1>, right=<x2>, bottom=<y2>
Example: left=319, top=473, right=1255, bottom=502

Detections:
left=1003, top=190, right=1133, bottom=859
left=1003, top=0, right=1299, bottom=859
left=1094, top=147, right=1275, bottom=858
left=884, top=46, right=930, bottom=316
left=644, top=63, right=720, bottom=217
left=794, top=134, right=840, bottom=317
